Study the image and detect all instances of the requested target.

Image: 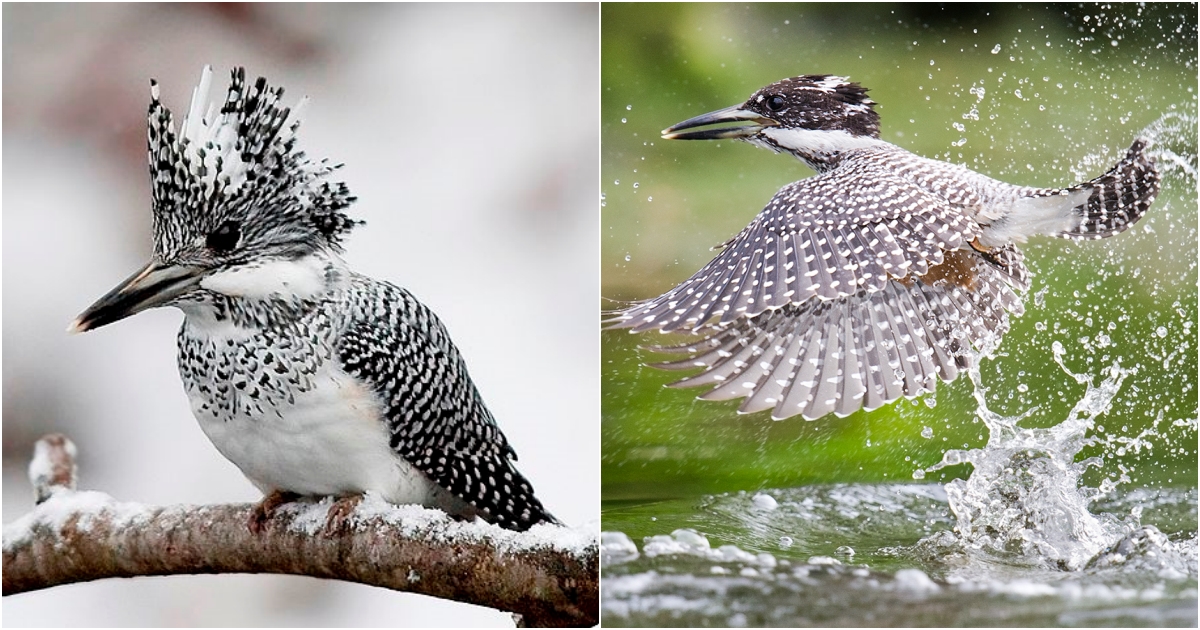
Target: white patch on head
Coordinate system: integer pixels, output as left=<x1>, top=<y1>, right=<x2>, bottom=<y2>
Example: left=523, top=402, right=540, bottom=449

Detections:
left=812, top=75, right=851, bottom=90
left=200, top=253, right=331, bottom=300
left=845, top=101, right=875, bottom=115
left=175, top=66, right=250, bottom=196
left=174, top=67, right=309, bottom=199
left=762, top=127, right=888, bottom=155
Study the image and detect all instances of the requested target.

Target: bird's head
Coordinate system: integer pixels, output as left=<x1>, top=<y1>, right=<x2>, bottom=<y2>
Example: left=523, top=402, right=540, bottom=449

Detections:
left=662, top=75, right=882, bottom=167
left=70, top=66, right=357, bottom=333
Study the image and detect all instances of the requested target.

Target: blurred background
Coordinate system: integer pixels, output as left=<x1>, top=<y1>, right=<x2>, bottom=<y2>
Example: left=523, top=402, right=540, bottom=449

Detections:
left=602, top=3, right=1196, bottom=519
left=4, top=4, right=597, bottom=626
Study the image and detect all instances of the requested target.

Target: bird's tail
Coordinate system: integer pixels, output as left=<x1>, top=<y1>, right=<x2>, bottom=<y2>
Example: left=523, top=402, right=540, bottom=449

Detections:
left=1057, top=138, right=1160, bottom=239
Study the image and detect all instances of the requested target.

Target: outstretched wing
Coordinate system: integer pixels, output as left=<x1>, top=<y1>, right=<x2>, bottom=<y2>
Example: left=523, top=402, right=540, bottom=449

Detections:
left=337, top=276, right=553, bottom=531
left=609, top=151, right=980, bottom=333
left=649, top=246, right=1029, bottom=420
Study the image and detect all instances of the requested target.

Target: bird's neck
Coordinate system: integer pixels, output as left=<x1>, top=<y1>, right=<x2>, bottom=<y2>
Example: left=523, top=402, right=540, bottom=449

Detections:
left=754, top=127, right=890, bottom=172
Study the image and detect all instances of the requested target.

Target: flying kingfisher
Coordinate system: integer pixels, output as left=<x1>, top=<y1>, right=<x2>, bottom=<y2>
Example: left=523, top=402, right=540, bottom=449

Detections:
left=610, top=74, right=1159, bottom=421
left=70, top=66, right=555, bottom=532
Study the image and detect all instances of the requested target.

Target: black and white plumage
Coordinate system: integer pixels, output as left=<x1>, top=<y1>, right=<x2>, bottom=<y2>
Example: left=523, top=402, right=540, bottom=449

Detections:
left=71, top=66, right=553, bottom=531
left=610, top=74, right=1159, bottom=421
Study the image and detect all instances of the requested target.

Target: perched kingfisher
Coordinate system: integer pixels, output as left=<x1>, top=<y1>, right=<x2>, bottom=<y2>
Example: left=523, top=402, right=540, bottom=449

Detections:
left=70, top=66, right=555, bottom=532
left=611, top=75, right=1159, bottom=421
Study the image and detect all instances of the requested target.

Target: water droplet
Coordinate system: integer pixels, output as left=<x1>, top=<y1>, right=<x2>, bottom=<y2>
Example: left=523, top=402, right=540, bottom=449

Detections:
left=1034, top=286, right=1049, bottom=308
left=835, top=545, right=856, bottom=557
left=991, top=44, right=1002, bottom=54
left=779, top=536, right=793, bottom=548
left=632, top=182, right=639, bottom=189
left=614, top=180, right=620, bottom=185
left=624, top=254, right=631, bottom=262
left=1156, top=326, right=1168, bottom=337
left=921, top=426, right=933, bottom=439
left=621, top=118, right=627, bottom=124
left=625, top=104, right=632, bottom=111
left=912, top=469, right=926, bottom=480
left=752, top=493, right=778, bottom=510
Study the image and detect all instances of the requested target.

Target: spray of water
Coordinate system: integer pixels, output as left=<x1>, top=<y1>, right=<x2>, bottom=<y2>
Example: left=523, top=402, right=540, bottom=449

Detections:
left=919, top=350, right=1132, bottom=570
left=908, top=108, right=1196, bottom=572
left=1140, top=111, right=1198, bottom=183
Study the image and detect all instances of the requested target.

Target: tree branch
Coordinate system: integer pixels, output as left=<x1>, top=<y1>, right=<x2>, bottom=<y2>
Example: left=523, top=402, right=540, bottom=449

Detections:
left=3, top=434, right=598, bottom=627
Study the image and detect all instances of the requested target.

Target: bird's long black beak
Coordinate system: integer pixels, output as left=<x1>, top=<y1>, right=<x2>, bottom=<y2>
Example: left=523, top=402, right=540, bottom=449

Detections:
left=69, top=261, right=205, bottom=333
left=662, top=104, right=778, bottom=140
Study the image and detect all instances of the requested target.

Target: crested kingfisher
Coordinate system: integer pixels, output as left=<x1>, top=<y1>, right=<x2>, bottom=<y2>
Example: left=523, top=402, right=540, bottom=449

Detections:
left=70, top=66, right=555, bottom=532
left=610, top=75, right=1159, bottom=421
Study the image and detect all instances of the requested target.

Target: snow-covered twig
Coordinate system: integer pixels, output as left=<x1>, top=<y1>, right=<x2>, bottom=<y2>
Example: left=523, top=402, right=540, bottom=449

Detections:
left=2, top=435, right=598, bottom=628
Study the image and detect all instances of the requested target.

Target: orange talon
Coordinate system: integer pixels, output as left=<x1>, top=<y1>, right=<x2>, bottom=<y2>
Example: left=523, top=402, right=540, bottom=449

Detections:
left=248, top=489, right=300, bottom=534
left=323, top=494, right=364, bottom=537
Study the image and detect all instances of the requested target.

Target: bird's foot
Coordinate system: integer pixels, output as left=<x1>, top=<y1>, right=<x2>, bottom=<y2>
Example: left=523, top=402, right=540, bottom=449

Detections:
left=248, top=489, right=300, bottom=534
left=323, top=494, right=364, bottom=538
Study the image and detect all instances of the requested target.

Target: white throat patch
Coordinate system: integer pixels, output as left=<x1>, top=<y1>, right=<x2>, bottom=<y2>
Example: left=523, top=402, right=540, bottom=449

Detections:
left=200, top=253, right=333, bottom=301
left=761, top=127, right=888, bottom=155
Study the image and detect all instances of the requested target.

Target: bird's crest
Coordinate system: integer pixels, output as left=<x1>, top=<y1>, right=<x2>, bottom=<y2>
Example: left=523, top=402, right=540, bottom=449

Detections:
left=147, top=66, right=357, bottom=261
left=749, top=75, right=880, bottom=138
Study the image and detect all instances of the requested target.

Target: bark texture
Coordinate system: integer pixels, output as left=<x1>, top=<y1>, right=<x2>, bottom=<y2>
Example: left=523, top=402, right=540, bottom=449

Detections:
left=3, top=434, right=597, bottom=628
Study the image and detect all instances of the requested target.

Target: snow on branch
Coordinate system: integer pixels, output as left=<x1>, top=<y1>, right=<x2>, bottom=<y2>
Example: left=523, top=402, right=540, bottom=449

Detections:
left=2, top=434, right=598, bottom=628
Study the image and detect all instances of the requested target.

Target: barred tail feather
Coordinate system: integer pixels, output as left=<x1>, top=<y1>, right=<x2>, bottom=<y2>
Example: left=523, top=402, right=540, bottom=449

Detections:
left=1059, top=138, right=1160, bottom=239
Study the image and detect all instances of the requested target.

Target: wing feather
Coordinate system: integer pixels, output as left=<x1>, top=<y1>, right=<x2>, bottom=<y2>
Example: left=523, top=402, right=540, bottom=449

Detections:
left=337, top=276, right=554, bottom=531
left=609, top=152, right=978, bottom=332
left=651, top=248, right=1025, bottom=421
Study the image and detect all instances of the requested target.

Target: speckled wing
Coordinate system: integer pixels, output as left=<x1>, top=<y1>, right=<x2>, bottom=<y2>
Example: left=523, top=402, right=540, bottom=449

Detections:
left=337, top=275, right=553, bottom=531
left=609, top=153, right=980, bottom=333
left=648, top=246, right=1029, bottom=420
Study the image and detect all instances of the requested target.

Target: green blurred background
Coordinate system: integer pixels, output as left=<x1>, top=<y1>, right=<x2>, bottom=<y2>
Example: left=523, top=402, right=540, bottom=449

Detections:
left=601, top=3, right=1197, bottom=514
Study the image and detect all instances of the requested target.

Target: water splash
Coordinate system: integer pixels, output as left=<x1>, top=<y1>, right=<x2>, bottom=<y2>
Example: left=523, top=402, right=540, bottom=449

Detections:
left=921, top=347, right=1136, bottom=570
left=1140, top=111, right=1198, bottom=184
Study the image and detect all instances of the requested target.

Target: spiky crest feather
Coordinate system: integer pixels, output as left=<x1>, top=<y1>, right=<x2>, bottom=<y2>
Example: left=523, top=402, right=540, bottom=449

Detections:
left=147, top=66, right=357, bottom=261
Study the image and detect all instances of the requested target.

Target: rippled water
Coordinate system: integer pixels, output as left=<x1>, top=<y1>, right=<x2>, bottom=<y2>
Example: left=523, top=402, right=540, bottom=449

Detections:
left=603, top=347, right=1197, bottom=627
left=602, top=484, right=1196, bottom=627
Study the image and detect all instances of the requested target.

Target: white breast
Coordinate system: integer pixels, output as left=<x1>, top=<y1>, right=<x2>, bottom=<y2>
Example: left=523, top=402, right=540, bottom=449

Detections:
left=189, top=362, right=470, bottom=517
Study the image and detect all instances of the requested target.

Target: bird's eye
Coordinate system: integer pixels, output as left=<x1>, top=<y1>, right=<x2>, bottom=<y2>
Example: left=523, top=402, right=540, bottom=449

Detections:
left=766, top=95, right=786, bottom=112
left=206, top=220, right=241, bottom=253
